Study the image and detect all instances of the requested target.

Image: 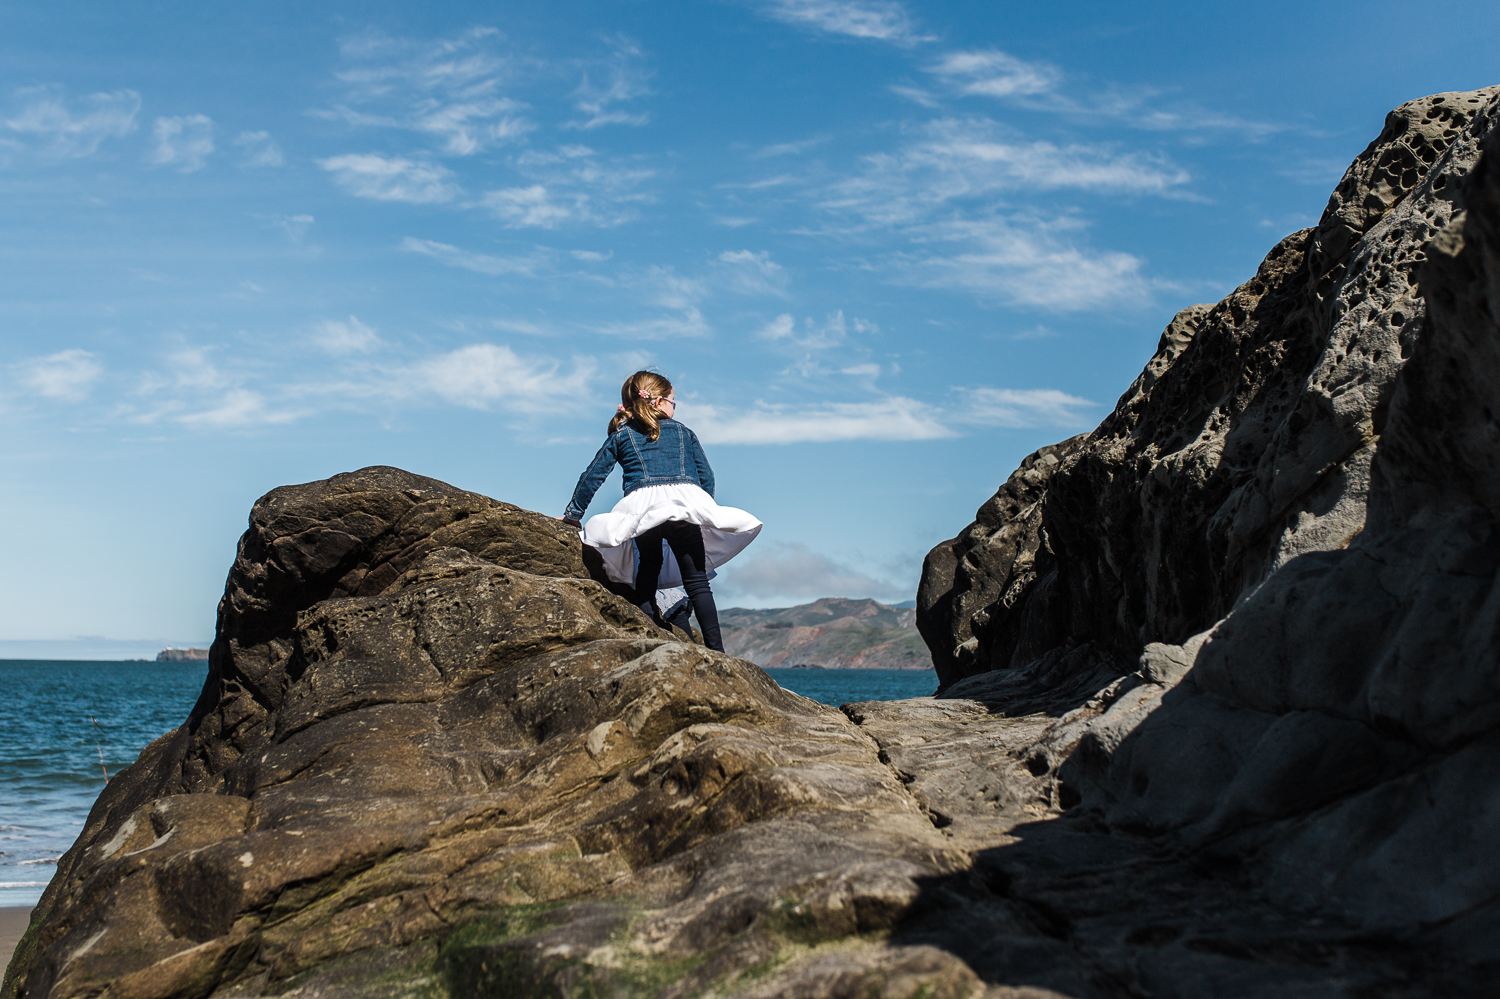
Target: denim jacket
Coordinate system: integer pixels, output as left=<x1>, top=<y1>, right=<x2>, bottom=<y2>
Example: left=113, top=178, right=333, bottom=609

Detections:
left=565, top=417, right=715, bottom=520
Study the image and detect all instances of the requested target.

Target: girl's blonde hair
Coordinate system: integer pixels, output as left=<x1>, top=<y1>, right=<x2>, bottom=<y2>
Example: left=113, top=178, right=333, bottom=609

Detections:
left=608, top=370, right=674, bottom=442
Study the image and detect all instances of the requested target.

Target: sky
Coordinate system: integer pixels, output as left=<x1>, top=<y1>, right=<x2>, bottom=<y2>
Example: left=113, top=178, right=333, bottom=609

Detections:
left=0, top=0, right=1496, bottom=655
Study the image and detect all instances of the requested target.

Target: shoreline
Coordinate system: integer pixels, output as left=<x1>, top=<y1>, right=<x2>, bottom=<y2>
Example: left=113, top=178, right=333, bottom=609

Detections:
left=1, top=906, right=33, bottom=978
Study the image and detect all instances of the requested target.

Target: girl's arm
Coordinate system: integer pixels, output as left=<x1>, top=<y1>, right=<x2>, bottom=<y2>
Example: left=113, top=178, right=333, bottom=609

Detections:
left=564, top=438, right=618, bottom=520
left=687, top=429, right=715, bottom=498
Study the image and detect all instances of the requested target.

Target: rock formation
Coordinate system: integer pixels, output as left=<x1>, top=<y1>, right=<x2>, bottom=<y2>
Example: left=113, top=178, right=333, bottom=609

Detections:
left=920, top=84, right=1500, bottom=982
left=720, top=598, right=931, bottom=670
left=9, top=86, right=1500, bottom=999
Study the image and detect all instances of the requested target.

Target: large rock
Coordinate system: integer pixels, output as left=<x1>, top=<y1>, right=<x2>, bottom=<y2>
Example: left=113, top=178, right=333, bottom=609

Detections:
left=920, top=88, right=1500, bottom=693
left=1, top=469, right=983, bottom=999
left=916, top=84, right=1500, bottom=977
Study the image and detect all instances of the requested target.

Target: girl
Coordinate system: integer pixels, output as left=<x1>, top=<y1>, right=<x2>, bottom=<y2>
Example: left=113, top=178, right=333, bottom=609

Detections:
left=563, top=371, right=761, bottom=652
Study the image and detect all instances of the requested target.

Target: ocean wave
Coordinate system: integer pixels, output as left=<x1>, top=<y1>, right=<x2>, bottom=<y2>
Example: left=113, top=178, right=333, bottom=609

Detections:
left=18, top=857, right=58, bottom=865
left=0, top=881, right=49, bottom=888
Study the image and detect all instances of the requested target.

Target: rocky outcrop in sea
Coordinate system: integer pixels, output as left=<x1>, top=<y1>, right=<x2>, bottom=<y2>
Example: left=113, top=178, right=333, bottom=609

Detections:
left=6, top=85, right=1500, bottom=998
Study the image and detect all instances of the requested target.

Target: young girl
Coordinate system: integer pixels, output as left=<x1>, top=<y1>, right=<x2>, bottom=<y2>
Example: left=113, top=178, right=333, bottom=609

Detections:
left=563, top=371, right=761, bottom=652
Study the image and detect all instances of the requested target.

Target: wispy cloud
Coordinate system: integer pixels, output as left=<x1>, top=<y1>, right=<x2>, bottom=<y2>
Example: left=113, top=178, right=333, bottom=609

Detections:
left=177, top=389, right=301, bottom=429
left=921, top=51, right=1284, bottom=138
left=718, top=542, right=905, bottom=601
left=233, top=130, right=283, bottom=167
left=19, top=349, right=102, bottom=401
left=716, top=250, right=787, bottom=296
left=898, top=214, right=1150, bottom=310
left=4, top=86, right=139, bottom=158
left=952, top=386, right=1097, bottom=428
left=753, top=136, right=829, bottom=158
left=148, top=114, right=214, bottom=172
left=318, top=153, right=460, bottom=203
left=693, top=396, right=950, bottom=444
left=825, top=118, right=1191, bottom=227
left=927, top=50, right=1060, bottom=98
left=567, top=37, right=652, bottom=129
left=313, top=316, right=381, bottom=354
left=323, top=27, right=534, bottom=156
left=401, top=236, right=543, bottom=275
left=417, top=343, right=595, bottom=409
left=757, top=309, right=873, bottom=350
left=479, top=145, right=653, bottom=228
left=757, top=0, right=932, bottom=45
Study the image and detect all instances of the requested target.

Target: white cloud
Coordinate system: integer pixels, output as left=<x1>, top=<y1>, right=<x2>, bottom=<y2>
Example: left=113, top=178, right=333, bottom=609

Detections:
left=693, top=396, right=951, bottom=444
left=927, top=50, right=1060, bottom=98
left=417, top=343, right=594, bottom=409
left=718, top=542, right=905, bottom=601
left=234, top=130, right=283, bottom=167
left=753, top=136, right=828, bottom=158
left=567, top=38, right=652, bottom=130
left=717, top=249, right=786, bottom=296
left=593, top=309, right=711, bottom=340
left=480, top=184, right=576, bottom=227
left=570, top=249, right=612, bottom=262
left=4, top=86, right=139, bottom=158
left=19, top=349, right=102, bottom=401
left=401, top=236, right=543, bottom=275
left=825, top=118, right=1191, bottom=226
left=756, top=310, right=873, bottom=349
left=474, top=146, right=653, bottom=228
left=901, top=215, right=1150, bottom=310
left=758, top=0, right=931, bottom=45
left=325, top=27, right=535, bottom=156
left=313, top=316, right=381, bottom=354
left=148, top=114, right=214, bottom=172
left=177, top=389, right=299, bottom=429
left=272, top=214, right=315, bottom=241
left=952, top=386, right=1097, bottom=428
left=318, top=153, right=459, bottom=203
left=160, top=348, right=229, bottom=390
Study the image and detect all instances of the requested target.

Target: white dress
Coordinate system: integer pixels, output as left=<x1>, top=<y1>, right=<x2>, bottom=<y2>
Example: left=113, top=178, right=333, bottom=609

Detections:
left=581, top=482, right=763, bottom=587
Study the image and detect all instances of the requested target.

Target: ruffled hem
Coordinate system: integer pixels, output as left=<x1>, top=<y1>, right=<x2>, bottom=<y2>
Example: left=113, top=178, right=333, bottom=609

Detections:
left=580, top=483, right=762, bottom=586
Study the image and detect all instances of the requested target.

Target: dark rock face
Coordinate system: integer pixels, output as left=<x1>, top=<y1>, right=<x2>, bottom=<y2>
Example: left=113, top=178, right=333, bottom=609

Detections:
left=921, top=88, right=1499, bottom=693
left=915, top=84, right=1500, bottom=982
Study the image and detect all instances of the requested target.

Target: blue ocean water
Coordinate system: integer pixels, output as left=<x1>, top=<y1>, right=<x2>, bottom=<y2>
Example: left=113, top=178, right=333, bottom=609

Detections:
left=0, top=660, right=933, bottom=907
left=764, top=667, right=936, bottom=705
left=0, top=660, right=203, bottom=906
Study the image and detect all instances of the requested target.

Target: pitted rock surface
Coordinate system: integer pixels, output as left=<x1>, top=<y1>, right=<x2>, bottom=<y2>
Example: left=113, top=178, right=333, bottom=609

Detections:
left=910, top=85, right=1500, bottom=994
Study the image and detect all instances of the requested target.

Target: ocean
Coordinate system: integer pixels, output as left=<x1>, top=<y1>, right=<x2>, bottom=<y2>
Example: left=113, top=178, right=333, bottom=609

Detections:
left=0, top=660, right=935, bottom=907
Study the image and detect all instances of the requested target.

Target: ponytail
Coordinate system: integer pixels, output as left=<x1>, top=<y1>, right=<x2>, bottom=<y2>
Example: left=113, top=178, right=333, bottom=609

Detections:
left=607, top=370, right=674, bottom=442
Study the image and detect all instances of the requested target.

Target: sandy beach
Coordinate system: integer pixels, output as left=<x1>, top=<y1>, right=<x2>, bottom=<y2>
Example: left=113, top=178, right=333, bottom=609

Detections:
left=1, top=906, right=33, bottom=979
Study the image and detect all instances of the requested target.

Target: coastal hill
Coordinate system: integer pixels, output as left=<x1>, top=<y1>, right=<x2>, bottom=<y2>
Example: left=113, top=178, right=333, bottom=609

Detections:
left=719, top=598, right=931, bottom=670
left=8, top=86, right=1500, bottom=997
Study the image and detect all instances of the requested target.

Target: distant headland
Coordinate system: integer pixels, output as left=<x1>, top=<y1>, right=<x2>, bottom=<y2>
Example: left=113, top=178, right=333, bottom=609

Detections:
left=154, top=647, right=208, bottom=662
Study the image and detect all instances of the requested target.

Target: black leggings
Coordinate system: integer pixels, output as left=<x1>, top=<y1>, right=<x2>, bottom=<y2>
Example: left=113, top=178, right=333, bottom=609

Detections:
left=633, top=520, right=724, bottom=652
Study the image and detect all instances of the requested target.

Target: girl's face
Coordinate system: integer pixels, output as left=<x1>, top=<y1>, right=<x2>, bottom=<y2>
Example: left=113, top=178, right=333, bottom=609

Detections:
left=654, top=392, right=677, bottom=418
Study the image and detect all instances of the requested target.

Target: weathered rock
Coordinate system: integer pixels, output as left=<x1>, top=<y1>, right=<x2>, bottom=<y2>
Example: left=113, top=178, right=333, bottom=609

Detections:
left=909, top=84, right=1500, bottom=992
left=921, top=88, right=1500, bottom=693
left=3, top=470, right=978, bottom=999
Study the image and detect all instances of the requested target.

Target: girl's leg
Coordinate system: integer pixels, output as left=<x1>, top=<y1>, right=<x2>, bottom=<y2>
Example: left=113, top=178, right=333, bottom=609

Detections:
left=662, top=521, right=724, bottom=652
left=632, top=524, right=668, bottom=622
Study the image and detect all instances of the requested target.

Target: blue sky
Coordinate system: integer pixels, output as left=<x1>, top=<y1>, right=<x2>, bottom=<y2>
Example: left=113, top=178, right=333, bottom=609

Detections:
left=1, top=0, right=1496, bottom=652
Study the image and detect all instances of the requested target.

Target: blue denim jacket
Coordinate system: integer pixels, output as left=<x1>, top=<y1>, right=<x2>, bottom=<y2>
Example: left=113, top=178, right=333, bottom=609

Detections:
left=565, top=418, right=715, bottom=520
